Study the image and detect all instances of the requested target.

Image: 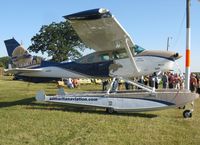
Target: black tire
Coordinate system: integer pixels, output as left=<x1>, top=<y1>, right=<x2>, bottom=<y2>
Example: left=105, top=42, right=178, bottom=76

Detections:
left=183, top=110, right=192, bottom=118
left=106, top=108, right=114, bottom=114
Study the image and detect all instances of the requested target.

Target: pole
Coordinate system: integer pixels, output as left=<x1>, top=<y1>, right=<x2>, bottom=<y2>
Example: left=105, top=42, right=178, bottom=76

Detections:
left=167, top=37, right=172, bottom=51
left=185, top=0, right=191, bottom=90
left=167, top=37, right=169, bottom=51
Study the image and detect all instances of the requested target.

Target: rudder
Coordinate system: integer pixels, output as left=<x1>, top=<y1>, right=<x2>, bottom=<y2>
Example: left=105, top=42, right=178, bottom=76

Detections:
left=4, top=38, right=20, bottom=57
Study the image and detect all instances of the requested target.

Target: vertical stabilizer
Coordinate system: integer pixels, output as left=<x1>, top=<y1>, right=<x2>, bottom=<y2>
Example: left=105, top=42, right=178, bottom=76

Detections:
left=4, top=38, right=33, bottom=68
left=4, top=38, right=20, bottom=57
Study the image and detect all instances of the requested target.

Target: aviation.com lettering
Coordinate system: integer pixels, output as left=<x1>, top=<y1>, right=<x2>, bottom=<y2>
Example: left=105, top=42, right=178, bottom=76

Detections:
left=49, top=97, right=98, bottom=102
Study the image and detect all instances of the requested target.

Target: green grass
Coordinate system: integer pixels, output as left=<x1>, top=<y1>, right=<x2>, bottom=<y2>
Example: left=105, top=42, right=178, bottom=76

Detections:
left=0, top=76, right=200, bottom=145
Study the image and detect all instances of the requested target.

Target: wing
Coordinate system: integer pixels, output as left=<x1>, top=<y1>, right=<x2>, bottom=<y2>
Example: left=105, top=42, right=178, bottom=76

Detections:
left=64, top=8, right=135, bottom=52
left=4, top=68, right=43, bottom=74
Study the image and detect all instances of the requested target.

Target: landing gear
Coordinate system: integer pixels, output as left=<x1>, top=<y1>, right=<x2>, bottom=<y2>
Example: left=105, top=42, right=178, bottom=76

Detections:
left=178, top=105, right=186, bottom=109
left=183, top=110, right=192, bottom=118
left=106, top=107, right=114, bottom=114
left=183, top=101, right=194, bottom=118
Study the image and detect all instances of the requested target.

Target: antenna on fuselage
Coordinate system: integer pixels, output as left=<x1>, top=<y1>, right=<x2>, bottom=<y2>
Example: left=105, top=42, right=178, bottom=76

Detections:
left=166, top=37, right=172, bottom=51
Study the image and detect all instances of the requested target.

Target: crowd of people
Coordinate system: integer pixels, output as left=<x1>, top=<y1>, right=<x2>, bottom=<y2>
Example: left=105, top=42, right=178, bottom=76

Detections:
left=102, top=72, right=200, bottom=94
left=61, top=72, right=200, bottom=94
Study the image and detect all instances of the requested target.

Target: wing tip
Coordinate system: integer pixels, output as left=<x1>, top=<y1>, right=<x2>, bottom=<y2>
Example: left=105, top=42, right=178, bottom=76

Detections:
left=63, top=8, right=112, bottom=20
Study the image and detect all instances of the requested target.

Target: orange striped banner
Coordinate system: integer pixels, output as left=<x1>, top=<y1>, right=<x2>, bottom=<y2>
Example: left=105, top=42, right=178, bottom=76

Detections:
left=186, top=49, right=190, bottom=67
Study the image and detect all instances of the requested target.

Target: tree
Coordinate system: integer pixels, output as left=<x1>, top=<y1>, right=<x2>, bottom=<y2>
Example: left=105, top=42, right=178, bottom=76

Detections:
left=28, top=21, right=85, bottom=62
left=0, top=56, right=10, bottom=68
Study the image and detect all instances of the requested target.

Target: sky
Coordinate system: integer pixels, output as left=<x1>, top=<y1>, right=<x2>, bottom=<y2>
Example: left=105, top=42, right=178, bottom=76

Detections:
left=0, top=0, right=200, bottom=72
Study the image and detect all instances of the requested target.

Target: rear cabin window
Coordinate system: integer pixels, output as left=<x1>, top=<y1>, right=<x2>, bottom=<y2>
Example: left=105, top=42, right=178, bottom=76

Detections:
left=99, top=53, right=110, bottom=61
left=112, top=50, right=128, bottom=60
left=87, top=55, right=95, bottom=63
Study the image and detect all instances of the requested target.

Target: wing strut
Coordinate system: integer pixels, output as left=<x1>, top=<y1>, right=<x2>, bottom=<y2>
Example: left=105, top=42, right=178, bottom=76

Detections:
left=124, top=38, right=140, bottom=74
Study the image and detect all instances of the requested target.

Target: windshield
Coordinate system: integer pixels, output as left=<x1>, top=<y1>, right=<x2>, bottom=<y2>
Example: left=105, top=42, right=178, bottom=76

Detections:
left=132, top=45, right=145, bottom=54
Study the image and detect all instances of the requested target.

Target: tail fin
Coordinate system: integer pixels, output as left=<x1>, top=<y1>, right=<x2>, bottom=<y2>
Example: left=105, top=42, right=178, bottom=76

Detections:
left=4, top=38, right=34, bottom=68
left=4, top=38, right=20, bottom=57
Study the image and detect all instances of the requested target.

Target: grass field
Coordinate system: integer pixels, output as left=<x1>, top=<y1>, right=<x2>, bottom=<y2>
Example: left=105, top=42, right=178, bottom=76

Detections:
left=0, top=76, right=200, bottom=145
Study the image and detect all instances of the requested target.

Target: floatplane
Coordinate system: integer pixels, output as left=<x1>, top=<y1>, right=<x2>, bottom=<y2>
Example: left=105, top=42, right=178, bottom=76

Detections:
left=5, top=8, right=198, bottom=118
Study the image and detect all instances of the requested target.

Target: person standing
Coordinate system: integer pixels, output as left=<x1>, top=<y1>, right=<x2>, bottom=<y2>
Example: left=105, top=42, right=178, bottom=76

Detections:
left=102, top=79, right=109, bottom=91
left=112, top=78, right=119, bottom=92
left=196, top=75, right=200, bottom=94
left=190, top=74, right=197, bottom=92
left=162, top=72, right=168, bottom=89
left=168, top=73, right=174, bottom=89
left=125, top=81, right=130, bottom=90
left=67, top=78, right=74, bottom=89
left=153, top=72, right=159, bottom=89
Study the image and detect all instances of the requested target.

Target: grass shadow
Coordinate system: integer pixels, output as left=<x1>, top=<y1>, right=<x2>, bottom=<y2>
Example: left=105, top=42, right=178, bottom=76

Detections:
left=0, top=97, right=35, bottom=108
left=115, top=112, right=158, bottom=118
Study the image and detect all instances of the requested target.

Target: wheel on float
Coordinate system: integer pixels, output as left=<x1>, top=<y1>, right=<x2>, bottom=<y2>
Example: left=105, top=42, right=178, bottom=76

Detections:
left=106, top=108, right=114, bottom=114
left=183, top=110, right=192, bottom=118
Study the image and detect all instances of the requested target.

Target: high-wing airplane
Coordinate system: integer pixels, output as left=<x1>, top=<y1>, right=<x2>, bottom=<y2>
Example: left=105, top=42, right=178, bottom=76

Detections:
left=5, top=8, right=181, bottom=83
left=4, top=8, right=195, bottom=118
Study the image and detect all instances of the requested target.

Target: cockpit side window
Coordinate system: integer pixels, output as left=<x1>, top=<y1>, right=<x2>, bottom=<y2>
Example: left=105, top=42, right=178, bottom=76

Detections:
left=132, top=45, right=145, bottom=54
left=118, top=51, right=128, bottom=59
